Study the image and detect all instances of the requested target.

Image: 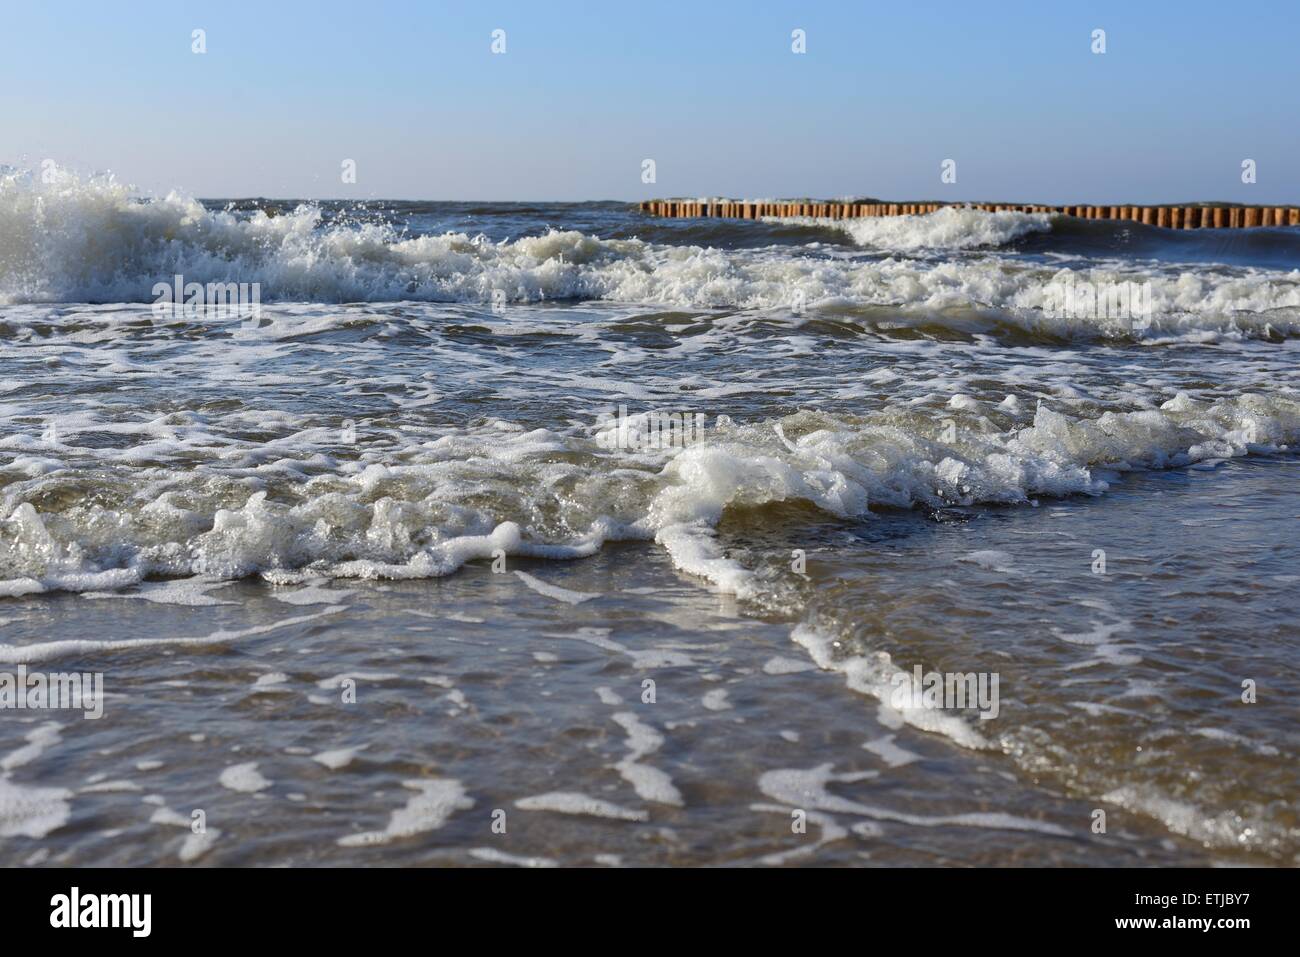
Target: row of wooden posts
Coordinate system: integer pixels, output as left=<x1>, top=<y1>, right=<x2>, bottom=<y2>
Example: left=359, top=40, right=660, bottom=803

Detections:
left=639, top=199, right=1299, bottom=228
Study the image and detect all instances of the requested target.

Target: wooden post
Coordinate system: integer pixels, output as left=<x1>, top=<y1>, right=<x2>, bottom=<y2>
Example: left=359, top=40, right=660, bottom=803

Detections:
left=647, top=199, right=1297, bottom=228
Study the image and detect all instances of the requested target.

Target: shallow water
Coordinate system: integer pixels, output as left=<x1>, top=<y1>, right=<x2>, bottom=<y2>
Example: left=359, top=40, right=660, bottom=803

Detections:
left=0, top=175, right=1296, bottom=865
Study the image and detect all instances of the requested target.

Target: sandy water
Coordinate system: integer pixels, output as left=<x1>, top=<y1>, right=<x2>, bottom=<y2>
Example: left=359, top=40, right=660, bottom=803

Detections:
left=1, top=456, right=1294, bottom=866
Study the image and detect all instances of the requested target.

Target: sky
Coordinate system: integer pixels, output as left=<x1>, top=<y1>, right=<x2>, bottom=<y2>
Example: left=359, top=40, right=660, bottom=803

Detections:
left=2, top=0, right=1297, bottom=203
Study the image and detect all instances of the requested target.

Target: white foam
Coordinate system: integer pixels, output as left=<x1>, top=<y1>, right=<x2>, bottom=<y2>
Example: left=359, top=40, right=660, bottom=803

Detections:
left=701, top=688, right=732, bottom=711
left=513, top=570, right=599, bottom=604
left=0, top=608, right=344, bottom=664
left=515, top=791, right=648, bottom=821
left=791, top=624, right=990, bottom=749
left=337, top=778, right=473, bottom=846
left=759, top=763, right=1070, bottom=836
left=83, top=577, right=237, bottom=606
left=312, top=746, right=366, bottom=769
left=467, top=847, right=558, bottom=868
left=611, top=712, right=683, bottom=806
left=751, top=803, right=850, bottom=864
left=0, top=723, right=70, bottom=839
left=219, top=762, right=270, bottom=793
left=766, top=206, right=1054, bottom=251
left=272, top=583, right=356, bottom=606
left=179, top=829, right=219, bottom=863
left=763, top=656, right=818, bottom=675
left=960, top=549, right=1015, bottom=571
left=862, top=734, right=923, bottom=767
left=0, top=722, right=63, bottom=772
left=1100, top=785, right=1257, bottom=848
left=315, top=671, right=401, bottom=689
left=0, top=777, right=72, bottom=838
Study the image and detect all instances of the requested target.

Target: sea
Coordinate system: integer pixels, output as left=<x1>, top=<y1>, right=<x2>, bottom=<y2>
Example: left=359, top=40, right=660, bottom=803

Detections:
left=0, top=168, right=1296, bottom=866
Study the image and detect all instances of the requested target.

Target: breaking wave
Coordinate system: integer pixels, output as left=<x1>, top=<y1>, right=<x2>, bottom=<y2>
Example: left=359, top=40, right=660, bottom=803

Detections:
left=764, top=206, right=1054, bottom=250
left=2, top=169, right=1298, bottom=340
left=2, top=391, right=1294, bottom=602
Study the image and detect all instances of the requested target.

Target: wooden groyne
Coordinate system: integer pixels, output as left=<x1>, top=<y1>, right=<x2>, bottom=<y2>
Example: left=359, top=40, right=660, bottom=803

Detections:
left=639, top=200, right=1300, bottom=229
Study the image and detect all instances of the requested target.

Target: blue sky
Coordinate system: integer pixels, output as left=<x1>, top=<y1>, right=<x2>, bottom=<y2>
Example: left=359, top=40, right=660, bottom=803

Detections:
left=2, top=0, right=1297, bottom=202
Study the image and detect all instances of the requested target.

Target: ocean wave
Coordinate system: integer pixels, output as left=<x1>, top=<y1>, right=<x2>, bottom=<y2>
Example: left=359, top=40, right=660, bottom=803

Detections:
left=763, top=206, right=1054, bottom=250
left=1, top=391, right=1294, bottom=600
left=2, top=170, right=1298, bottom=340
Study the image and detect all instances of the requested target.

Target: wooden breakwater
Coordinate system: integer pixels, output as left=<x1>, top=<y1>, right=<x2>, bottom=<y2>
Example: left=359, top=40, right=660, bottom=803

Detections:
left=639, top=200, right=1300, bottom=229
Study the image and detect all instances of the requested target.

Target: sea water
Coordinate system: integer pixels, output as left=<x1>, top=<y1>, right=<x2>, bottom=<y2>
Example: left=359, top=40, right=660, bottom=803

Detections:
left=0, top=169, right=1296, bottom=864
